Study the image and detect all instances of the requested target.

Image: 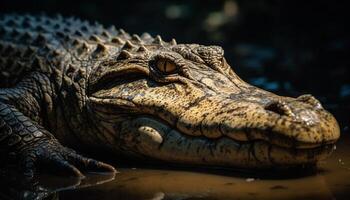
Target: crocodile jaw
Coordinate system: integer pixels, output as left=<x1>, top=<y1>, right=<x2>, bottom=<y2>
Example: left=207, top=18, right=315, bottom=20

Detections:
left=89, top=84, right=340, bottom=168
left=115, top=117, right=336, bottom=168
left=89, top=78, right=340, bottom=168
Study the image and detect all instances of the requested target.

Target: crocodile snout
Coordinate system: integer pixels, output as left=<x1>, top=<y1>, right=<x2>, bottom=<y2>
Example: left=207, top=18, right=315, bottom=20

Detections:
left=263, top=95, right=340, bottom=148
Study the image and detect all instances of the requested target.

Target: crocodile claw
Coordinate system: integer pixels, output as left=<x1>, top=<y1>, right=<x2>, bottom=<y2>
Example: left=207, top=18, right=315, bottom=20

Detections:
left=19, top=138, right=117, bottom=179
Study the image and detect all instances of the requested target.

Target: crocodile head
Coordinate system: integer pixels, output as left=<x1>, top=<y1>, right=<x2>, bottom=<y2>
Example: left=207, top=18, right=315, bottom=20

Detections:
left=88, top=41, right=340, bottom=169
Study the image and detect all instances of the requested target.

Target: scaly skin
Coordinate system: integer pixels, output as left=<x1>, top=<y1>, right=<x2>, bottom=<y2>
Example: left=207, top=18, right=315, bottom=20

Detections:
left=0, top=14, right=340, bottom=178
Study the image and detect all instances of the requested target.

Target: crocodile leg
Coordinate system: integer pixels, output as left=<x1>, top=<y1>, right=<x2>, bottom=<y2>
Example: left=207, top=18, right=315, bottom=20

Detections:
left=0, top=73, right=116, bottom=179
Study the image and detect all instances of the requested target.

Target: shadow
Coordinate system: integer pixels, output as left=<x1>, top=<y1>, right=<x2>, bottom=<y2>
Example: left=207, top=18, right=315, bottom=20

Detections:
left=0, top=167, right=116, bottom=200
left=86, top=150, right=321, bottom=180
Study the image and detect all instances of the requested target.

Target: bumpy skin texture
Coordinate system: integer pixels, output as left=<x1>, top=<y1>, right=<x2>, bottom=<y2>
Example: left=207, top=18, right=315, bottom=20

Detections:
left=0, top=14, right=340, bottom=178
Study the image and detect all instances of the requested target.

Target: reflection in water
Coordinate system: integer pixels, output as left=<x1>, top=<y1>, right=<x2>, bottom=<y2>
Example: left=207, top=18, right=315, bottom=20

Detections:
left=0, top=171, right=115, bottom=200
left=1, top=134, right=349, bottom=200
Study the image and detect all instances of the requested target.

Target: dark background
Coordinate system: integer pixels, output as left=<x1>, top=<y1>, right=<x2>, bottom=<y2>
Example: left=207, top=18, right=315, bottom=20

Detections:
left=1, top=0, right=349, bottom=133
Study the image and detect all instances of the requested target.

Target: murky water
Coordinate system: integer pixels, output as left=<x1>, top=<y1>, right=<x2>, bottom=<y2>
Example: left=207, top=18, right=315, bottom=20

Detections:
left=1, top=134, right=349, bottom=200
left=19, top=135, right=344, bottom=200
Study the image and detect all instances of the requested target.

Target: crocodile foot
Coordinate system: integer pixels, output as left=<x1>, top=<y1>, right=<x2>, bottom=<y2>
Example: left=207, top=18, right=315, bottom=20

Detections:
left=19, top=137, right=117, bottom=179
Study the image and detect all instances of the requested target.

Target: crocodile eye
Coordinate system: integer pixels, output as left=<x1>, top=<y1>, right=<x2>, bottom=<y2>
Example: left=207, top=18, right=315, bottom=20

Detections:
left=156, top=59, right=178, bottom=74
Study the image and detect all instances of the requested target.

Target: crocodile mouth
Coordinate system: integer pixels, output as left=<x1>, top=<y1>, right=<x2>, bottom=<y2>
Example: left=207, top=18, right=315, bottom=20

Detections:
left=89, top=74, right=339, bottom=168
left=118, top=116, right=336, bottom=168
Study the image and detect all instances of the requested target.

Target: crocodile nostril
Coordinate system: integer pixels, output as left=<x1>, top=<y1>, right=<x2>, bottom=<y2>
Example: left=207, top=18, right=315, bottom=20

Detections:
left=265, top=101, right=294, bottom=117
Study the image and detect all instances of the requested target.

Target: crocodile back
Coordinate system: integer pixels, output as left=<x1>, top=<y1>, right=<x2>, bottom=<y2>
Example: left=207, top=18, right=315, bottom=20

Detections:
left=0, top=14, right=120, bottom=88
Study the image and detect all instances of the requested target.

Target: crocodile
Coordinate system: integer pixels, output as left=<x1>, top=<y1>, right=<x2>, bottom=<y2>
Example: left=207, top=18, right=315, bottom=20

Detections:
left=0, top=14, right=340, bottom=179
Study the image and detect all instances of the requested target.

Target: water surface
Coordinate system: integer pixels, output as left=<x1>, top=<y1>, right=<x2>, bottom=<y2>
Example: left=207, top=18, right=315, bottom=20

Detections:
left=38, top=133, right=350, bottom=200
left=1, top=136, right=349, bottom=200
